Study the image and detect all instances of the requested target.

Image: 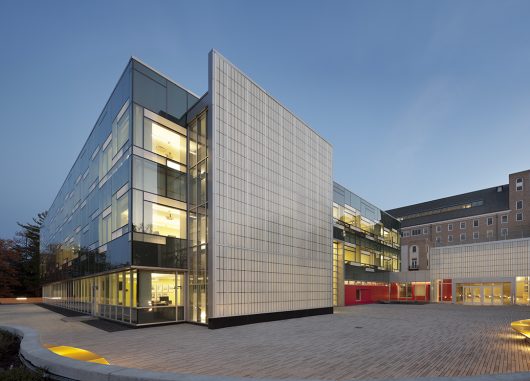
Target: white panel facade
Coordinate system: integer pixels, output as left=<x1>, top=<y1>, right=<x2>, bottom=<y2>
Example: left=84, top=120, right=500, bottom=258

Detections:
left=208, top=50, right=333, bottom=318
left=430, top=238, right=530, bottom=280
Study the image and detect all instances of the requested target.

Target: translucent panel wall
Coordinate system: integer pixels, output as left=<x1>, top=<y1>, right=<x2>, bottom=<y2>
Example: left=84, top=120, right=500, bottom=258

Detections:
left=431, top=238, right=530, bottom=279
left=208, top=51, right=333, bottom=318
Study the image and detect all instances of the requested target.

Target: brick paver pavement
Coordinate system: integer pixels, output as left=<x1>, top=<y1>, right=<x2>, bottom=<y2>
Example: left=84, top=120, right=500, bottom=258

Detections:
left=2, top=303, right=530, bottom=380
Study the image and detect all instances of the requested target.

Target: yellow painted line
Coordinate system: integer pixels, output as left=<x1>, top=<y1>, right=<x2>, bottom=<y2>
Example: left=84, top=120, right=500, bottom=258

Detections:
left=511, top=319, right=530, bottom=339
left=44, top=344, right=110, bottom=365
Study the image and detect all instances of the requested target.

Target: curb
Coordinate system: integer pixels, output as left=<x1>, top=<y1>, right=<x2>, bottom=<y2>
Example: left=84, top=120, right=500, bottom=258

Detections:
left=2, top=324, right=530, bottom=381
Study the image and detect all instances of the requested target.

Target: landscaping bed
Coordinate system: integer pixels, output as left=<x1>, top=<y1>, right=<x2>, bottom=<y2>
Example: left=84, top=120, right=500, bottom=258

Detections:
left=0, top=329, right=44, bottom=380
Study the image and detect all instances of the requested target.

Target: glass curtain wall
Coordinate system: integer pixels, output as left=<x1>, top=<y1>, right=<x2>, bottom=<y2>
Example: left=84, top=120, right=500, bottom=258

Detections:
left=188, top=111, right=208, bottom=324
left=131, top=103, right=188, bottom=269
left=42, top=269, right=185, bottom=325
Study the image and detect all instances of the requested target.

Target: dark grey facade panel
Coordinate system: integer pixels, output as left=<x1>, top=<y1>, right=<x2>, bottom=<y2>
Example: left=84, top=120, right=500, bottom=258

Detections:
left=345, top=264, right=390, bottom=283
left=387, top=185, right=510, bottom=227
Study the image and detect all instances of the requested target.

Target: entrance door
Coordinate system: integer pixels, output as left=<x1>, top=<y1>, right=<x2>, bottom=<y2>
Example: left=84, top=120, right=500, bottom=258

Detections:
left=472, top=286, right=482, bottom=304
left=463, top=286, right=482, bottom=305
left=492, top=285, right=503, bottom=305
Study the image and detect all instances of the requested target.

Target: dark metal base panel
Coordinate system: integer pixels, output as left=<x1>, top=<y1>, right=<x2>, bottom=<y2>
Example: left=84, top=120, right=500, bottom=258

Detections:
left=207, top=307, right=334, bottom=329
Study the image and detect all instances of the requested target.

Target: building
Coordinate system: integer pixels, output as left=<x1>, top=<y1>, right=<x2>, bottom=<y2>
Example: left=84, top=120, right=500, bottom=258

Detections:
left=332, top=182, right=402, bottom=305
left=40, top=50, right=333, bottom=328
left=387, top=170, right=530, bottom=305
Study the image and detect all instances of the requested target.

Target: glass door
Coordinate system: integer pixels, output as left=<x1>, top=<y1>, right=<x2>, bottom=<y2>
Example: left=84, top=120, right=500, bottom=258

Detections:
left=472, top=286, right=482, bottom=304
left=492, top=285, right=502, bottom=305
left=484, top=285, right=493, bottom=305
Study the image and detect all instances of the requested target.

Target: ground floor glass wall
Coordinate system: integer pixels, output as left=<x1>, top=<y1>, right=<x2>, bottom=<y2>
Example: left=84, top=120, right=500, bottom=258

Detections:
left=42, top=268, right=185, bottom=325
left=455, top=282, right=511, bottom=305
left=515, top=277, right=530, bottom=305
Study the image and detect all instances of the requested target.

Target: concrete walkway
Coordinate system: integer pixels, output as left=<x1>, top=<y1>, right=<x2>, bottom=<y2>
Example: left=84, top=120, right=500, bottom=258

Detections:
left=2, top=303, right=530, bottom=380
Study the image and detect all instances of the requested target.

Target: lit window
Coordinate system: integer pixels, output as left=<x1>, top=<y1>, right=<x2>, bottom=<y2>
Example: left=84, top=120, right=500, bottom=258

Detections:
left=144, top=118, right=187, bottom=164
left=517, top=200, right=523, bottom=210
left=517, top=213, right=523, bottom=221
left=143, top=201, right=186, bottom=238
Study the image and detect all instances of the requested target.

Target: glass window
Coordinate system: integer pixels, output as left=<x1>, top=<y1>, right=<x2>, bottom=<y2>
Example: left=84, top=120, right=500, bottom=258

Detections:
left=133, top=104, right=144, bottom=147
left=501, top=228, right=508, bottom=237
left=99, top=143, right=112, bottom=179
left=448, top=223, right=453, bottom=231
left=112, top=191, right=129, bottom=231
left=167, top=168, right=186, bottom=201
left=436, top=226, right=441, bottom=233
left=448, top=235, right=453, bottom=242
left=516, top=178, right=523, bottom=191
left=460, top=222, right=466, bottom=229
left=133, top=156, right=186, bottom=202
left=197, top=113, right=207, bottom=162
left=99, top=213, right=111, bottom=245
left=502, top=215, right=508, bottom=223
left=517, top=200, right=523, bottom=210
left=113, top=105, right=130, bottom=154
left=138, top=272, right=175, bottom=307
left=473, top=231, right=479, bottom=239
left=144, top=118, right=186, bottom=164
left=473, top=219, right=479, bottom=227
left=460, top=233, right=466, bottom=241
left=487, top=217, right=493, bottom=225
left=517, top=213, right=523, bottom=221
left=143, top=201, right=186, bottom=238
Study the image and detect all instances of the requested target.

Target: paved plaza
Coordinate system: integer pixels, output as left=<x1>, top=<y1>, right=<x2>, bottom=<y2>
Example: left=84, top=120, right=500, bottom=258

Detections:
left=2, top=303, right=530, bottom=380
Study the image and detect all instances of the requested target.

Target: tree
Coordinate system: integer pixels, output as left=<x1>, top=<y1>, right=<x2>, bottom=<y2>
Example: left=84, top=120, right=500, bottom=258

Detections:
left=0, top=239, right=21, bottom=297
left=15, top=211, right=47, bottom=297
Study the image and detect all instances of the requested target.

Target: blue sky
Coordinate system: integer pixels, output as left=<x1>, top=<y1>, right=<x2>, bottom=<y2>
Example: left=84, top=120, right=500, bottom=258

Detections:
left=1, top=0, right=530, bottom=237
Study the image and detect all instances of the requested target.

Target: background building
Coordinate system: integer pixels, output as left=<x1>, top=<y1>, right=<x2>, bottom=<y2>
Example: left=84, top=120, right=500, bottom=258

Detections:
left=387, top=170, right=530, bottom=305
left=387, top=170, right=530, bottom=272
left=41, top=50, right=333, bottom=328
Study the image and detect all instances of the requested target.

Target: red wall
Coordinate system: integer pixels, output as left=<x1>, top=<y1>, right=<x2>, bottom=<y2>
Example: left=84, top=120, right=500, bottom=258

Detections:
left=344, top=283, right=430, bottom=306
left=345, top=285, right=390, bottom=305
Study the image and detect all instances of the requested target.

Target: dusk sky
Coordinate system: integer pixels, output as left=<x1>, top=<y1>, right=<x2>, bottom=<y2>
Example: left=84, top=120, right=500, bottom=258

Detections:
left=1, top=0, right=530, bottom=238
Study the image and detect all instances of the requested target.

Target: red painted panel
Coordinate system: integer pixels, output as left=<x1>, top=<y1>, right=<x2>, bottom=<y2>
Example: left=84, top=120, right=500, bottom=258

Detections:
left=441, top=282, right=452, bottom=302
left=344, top=285, right=390, bottom=305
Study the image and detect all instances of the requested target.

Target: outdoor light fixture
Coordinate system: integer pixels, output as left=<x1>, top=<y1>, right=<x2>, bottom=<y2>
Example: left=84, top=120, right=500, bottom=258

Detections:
left=44, top=344, right=109, bottom=365
left=511, top=319, right=530, bottom=339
